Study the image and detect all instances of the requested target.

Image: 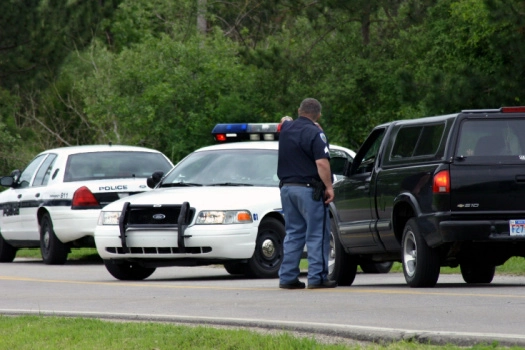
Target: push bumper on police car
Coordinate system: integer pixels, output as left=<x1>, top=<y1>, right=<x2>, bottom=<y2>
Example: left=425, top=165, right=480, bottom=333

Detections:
left=95, top=202, right=258, bottom=262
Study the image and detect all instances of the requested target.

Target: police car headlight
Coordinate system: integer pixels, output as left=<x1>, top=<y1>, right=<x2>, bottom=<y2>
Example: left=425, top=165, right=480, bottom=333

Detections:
left=98, top=211, right=121, bottom=225
left=195, top=210, right=252, bottom=224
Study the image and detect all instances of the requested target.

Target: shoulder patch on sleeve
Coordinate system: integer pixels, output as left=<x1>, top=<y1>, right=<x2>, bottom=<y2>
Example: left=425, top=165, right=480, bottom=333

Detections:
left=320, top=133, right=327, bottom=144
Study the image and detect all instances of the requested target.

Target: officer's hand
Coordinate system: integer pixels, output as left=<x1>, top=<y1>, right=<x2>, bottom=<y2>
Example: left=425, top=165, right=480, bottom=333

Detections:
left=324, top=188, right=334, bottom=205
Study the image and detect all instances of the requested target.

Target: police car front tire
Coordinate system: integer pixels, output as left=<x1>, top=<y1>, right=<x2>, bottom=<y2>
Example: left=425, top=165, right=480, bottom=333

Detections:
left=103, top=260, right=156, bottom=281
left=224, top=261, right=246, bottom=275
left=40, top=213, right=69, bottom=265
left=0, top=234, right=17, bottom=262
left=246, top=217, right=284, bottom=278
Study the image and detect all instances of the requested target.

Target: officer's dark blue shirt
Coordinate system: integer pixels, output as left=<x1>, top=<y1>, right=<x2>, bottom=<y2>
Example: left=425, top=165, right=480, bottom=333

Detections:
left=277, top=116, right=330, bottom=184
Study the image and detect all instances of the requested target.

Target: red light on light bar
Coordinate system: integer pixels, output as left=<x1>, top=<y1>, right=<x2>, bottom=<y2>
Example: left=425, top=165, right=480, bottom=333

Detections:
left=215, top=134, right=227, bottom=142
left=501, top=106, right=525, bottom=113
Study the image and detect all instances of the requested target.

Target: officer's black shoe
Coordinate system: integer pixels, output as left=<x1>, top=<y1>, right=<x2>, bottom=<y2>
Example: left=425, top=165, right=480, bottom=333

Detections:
left=307, top=280, right=337, bottom=289
left=279, top=280, right=306, bottom=289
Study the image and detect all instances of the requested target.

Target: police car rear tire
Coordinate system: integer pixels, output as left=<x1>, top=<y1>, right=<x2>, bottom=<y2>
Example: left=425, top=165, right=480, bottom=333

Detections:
left=246, top=218, right=284, bottom=278
left=0, top=234, right=17, bottom=262
left=40, top=213, right=69, bottom=265
left=104, top=260, right=156, bottom=281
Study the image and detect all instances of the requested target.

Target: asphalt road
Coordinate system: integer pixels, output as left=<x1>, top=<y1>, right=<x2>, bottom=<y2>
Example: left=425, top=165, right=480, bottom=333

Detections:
left=2, top=258, right=525, bottom=347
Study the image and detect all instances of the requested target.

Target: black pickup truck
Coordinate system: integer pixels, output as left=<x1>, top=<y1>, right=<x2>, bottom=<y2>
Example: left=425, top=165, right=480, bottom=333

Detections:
left=328, top=107, right=525, bottom=287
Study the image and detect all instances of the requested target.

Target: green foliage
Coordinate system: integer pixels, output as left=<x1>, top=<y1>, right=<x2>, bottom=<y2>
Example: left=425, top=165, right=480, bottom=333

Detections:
left=77, top=31, right=274, bottom=162
left=3, top=0, right=525, bottom=162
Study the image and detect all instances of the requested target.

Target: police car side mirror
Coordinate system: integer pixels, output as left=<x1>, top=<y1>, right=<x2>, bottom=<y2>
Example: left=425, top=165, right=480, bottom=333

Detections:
left=0, top=176, right=14, bottom=188
left=147, top=171, right=164, bottom=189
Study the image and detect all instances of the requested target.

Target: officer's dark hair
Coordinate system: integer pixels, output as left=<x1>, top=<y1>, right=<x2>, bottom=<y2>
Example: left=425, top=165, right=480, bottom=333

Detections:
left=299, top=98, right=322, bottom=116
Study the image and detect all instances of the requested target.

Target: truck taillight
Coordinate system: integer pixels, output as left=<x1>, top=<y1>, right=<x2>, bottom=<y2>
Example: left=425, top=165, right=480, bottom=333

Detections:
left=72, top=186, right=100, bottom=209
left=433, top=170, right=450, bottom=193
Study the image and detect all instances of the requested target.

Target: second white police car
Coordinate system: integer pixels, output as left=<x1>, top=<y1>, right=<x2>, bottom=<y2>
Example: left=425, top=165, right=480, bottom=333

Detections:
left=94, top=123, right=379, bottom=280
left=0, top=144, right=173, bottom=265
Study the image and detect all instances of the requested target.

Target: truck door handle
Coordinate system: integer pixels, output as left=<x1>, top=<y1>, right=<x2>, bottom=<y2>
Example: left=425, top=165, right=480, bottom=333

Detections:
left=17, top=194, right=22, bottom=199
left=35, top=193, right=40, bottom=198
left=515, top=175, right=525, bottom=183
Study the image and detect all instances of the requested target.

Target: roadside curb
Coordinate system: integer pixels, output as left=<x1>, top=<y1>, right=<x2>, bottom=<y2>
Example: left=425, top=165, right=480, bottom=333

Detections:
left=2, top=309, right=525, bottom=348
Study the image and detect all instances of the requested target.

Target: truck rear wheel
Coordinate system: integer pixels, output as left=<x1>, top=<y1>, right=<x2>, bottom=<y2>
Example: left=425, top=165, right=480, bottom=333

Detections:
left=329, top=218, right=357, bottom=286
left=402, top=218, right=440, bottom=288
left=460, top=262, right=495, bottom=284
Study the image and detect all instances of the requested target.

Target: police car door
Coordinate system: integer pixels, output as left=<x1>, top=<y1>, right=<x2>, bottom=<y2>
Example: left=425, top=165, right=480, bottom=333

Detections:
left=17, top=154, right=52, bottom=240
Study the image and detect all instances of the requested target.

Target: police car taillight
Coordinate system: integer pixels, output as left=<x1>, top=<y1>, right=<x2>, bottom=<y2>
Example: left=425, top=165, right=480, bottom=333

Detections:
left=501, top=106, right=525, bottom=113
left=72, top=186, right=101, bottom=209
left=212, top=123, right=279, bottom=142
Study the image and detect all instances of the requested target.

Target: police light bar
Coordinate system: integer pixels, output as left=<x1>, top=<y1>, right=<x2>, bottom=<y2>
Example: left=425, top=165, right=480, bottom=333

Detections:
left=212, top=123, right=280, bottom=142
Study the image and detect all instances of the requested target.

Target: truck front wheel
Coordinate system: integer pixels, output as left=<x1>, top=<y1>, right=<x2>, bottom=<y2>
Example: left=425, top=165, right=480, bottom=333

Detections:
left=328, top=218, right=357, bottom=286
left=402, top=218, right=440, bottom=288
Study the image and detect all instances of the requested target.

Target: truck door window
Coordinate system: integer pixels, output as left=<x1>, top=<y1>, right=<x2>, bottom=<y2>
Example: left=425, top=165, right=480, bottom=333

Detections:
left=352, top=129, right=385, bottom=175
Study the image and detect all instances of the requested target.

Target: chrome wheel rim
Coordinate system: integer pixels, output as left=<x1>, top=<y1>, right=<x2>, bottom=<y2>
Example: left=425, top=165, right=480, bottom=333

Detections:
left=261, top=238, right=275, bottom=259
left=328, top=232, right=336, bottom=275
left=403, top=230, right=417, bottom=277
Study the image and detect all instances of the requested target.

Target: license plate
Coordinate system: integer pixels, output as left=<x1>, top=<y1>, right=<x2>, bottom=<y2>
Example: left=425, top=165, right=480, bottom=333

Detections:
left=509, top=220, right=525, bottom=236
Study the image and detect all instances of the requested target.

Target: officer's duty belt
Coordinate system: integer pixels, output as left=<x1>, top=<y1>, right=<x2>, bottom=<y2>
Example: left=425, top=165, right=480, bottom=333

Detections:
left=282, top=183, right=312, bottom=187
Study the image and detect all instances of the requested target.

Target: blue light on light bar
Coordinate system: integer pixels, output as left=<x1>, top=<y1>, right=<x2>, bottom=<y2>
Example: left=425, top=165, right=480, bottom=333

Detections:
left=211, top=124, right=248, bottom=134
left=212, top=123, right=280, bottom=142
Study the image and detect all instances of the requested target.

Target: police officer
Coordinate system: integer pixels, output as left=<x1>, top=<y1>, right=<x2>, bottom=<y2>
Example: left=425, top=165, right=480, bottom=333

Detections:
left=277, top=98, right=336, bottom=289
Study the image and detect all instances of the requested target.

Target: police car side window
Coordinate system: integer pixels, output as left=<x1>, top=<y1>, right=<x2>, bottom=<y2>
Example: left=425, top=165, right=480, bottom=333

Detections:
left=18, top=154, right=47, bottom=188
left=33, top=154, right=57, bottom=187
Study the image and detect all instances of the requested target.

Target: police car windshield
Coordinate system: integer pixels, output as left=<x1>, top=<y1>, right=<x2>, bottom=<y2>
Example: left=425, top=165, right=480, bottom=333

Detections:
left=161, top=149, right=279, bottom=187
left=64, top=152, right=172, bottom=182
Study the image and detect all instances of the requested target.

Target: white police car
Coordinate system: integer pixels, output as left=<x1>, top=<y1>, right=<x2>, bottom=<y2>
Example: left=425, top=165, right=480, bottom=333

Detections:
left=0, top=145, right=173, bottom=265
left=94, top=123, right=360, bottom=280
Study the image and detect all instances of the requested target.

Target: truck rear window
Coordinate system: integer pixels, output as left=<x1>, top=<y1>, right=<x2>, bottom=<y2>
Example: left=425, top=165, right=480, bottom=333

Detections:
left=456, top=119, right=525, bottom=157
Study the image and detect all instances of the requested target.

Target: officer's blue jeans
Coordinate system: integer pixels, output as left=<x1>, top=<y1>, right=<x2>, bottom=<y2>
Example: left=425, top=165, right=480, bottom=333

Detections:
left=279, top=185, right=330, bottom=285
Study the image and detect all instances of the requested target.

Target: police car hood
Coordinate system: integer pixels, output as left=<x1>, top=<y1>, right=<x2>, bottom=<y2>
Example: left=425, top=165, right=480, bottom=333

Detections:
left=102, top=186, right=281, bottom=211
